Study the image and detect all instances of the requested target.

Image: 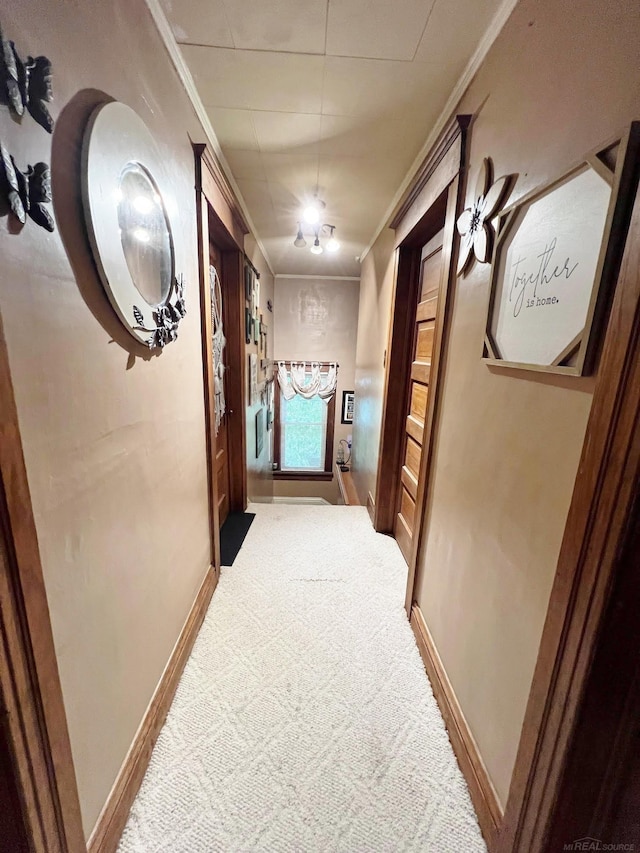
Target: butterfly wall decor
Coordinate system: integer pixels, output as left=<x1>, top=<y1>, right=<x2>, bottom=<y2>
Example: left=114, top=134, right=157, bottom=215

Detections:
left=0, top=28, right=54, bottom=133
left=0, top=22, right=55, bottom=231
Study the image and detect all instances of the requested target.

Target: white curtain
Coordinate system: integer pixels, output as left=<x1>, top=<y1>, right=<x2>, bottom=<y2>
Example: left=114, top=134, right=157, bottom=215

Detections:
left=277, top=361, right=338, bottom=402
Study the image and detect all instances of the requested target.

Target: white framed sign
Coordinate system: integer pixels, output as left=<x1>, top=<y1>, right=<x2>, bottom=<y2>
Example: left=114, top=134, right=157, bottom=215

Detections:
left=483, top=129, right=635, bottom=375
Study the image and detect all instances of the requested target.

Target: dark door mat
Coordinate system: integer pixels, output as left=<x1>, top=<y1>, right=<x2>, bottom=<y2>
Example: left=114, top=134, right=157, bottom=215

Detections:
left=220, top=512, right=255, bottom=566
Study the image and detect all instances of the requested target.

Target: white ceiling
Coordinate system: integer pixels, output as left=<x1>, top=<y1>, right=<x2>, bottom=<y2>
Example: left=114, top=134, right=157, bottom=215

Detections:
left=159, top=0, right=506, bottom=276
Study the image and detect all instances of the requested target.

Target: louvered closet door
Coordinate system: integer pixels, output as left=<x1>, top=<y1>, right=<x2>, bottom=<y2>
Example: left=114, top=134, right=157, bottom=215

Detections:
left=394, top=230, right=444, bottom=563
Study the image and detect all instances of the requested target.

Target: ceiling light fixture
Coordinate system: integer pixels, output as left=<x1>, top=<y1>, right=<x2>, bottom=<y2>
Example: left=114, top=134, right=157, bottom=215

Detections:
left=293, top=222, right=339, bottom=255
left=293, top=198, right=340, bottom=256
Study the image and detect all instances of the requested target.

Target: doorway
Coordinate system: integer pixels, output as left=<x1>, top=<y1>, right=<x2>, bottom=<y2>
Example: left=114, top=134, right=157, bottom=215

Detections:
left=394, top=227, right=445, bottom=563
left=194, top=143, right=249, bottom=572
left=208, top=240, right=231, bottom=528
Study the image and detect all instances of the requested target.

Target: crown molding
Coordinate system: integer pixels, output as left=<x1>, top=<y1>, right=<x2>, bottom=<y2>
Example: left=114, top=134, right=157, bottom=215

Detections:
left=144, top=0, right=275, bottom=277
left=275, top=274, right=361, bottom=281
left=359, top=0, right=520, bottom=263
left=389, top=115, right=471, bottom=230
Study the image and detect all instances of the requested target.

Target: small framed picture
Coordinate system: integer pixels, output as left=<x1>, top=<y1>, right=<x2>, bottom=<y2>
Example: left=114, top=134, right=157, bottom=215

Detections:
left=341, top=390, right=354, bottom=424
left=245, top=308, right=252, bottom=344
left=255, top=408, right=264, bottom=458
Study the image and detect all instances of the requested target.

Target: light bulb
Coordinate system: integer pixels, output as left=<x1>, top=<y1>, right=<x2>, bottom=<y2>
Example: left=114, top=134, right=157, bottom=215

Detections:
left=293, top=224, right=306, bottom=248
left=303, top=204, right=319, bottom=225
left=326, top=237, right=340, bottom=253
left=310, top=238, right=323, bottom=255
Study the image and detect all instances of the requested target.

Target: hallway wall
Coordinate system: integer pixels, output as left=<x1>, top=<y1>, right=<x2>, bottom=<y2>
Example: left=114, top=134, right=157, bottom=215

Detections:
left=274, top=276, right=360, bottom=503
left=0, top=0, right=263, bottom=838
left=353, top=0, right=640, bottom=808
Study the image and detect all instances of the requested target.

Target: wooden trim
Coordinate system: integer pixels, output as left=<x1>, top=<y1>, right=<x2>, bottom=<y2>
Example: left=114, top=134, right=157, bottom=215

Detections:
left=273, top=472, right=333, bottom=482
left=390, top=115, right=471, bottom=229
left=193, top=143, right=249, bottom=245
left=0, top=315, right=85, bottom=852
left=366, top=491, right=375, bottom=524
left=404, top=175, right=463, bottom=613
left=335, top=465, right=360, bottom=505
left=500, top=127, right=640, bottom=853
left=324, top=393, right=336, bottom=473
left=87, top=566, right=217, bottom=853
left=410, top=605, right=502, bottom=850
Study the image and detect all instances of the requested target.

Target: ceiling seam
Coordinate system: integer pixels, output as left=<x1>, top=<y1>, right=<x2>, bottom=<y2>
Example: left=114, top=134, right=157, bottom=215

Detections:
left=144, top=0, right=275, bottom=276
left=179, top=41, right=450, bottom=64
left=411, top=0, right=438, bottom=62
left=359, top=0, right=520, bottom=264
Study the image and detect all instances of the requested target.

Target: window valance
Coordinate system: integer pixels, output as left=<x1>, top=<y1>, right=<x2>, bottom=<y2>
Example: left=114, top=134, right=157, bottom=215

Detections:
left=277, top=360, right=338, bottom=402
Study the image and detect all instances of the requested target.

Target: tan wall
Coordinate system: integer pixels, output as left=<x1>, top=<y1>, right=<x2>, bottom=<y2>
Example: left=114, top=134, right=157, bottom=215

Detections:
left=0, top=0, right=227, bottom=837
left=353, top=0, right=640, bottom=809
left=273, top=277, right=360, bottom=503
left=351, top=229, right=397, bottom=506
left=244, top=236, right=275, bottom=502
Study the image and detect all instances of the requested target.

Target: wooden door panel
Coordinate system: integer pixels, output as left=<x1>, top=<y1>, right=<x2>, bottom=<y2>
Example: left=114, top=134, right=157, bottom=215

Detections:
left=405, top=436, right=422, bottom=478
left=395, top=231, right=444, bottom=566
left=421, top=249, right=442, bottom=299
left=409, top=384, right=428, bottom=423
left=401, top=466, right=418, bottom=501
left=399, top=487, right=416, bottom=533
left=416, top=322, right=435, bottom=361
left=416, top=295, right=438, bottom=323
left=411, top=362, right=431, bottom=384
left=405, top=414, right=423, bottom=444
left=395, top=512, right=412, bottom=562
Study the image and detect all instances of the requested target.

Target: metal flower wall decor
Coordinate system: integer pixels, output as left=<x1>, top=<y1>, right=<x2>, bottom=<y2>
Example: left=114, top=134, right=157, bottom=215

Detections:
left=457, top=158, right=514, bottom=277
left=133, top=276, right=187, bottom=349
left=0, top=22, right=55, bottom=232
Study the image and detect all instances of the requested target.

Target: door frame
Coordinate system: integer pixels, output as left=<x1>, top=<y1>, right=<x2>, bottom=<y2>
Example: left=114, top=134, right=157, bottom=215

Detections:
left=0, top=313, right=86, bottom=852
left=194, top=143, right=249, bottom=573
left=373, top=115, right=471, bottom=616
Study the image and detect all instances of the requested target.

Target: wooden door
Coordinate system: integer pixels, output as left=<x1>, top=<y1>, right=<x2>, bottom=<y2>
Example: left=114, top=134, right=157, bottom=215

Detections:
left=394, top=230, right=444, bottom=563
left=209, top=242, right=231, bottom=527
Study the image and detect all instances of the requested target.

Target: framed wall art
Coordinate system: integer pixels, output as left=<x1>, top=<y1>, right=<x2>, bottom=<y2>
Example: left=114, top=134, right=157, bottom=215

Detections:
left=255, top=408, right=264, bottom=458
left=482, top=125, right=639, bottom=375
left=341, top=390, right=355, bottom=424
left=249, top=353, right=258, bottom=406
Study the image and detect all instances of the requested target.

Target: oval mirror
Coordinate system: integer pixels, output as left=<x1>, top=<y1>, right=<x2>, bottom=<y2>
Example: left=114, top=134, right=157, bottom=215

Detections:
left=117, top=162, right=173, bottom=306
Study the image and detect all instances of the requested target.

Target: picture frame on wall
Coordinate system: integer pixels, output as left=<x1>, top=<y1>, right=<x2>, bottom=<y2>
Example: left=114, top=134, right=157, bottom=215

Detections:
left=249, top=353, right=258, bottom=406
left=341, top=390, right=355, bottom=424
left=255, top=408, right=264, bottom=458
left=245, top=308, right=252, bottom=344
left=483, top=125, right=639, bottom=375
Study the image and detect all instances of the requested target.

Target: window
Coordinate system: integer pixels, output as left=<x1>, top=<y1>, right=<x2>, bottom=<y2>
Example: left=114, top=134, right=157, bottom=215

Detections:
left=274, top=374, right=336, bottom=480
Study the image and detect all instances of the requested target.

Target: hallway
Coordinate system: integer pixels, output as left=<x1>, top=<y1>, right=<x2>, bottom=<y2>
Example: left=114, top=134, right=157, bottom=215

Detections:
left=117, top=505, right=485, bottom=852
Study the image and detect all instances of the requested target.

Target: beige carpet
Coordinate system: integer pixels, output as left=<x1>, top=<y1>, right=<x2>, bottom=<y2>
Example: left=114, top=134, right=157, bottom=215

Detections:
left=118, top=504, right=486, bottom=852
